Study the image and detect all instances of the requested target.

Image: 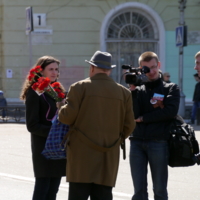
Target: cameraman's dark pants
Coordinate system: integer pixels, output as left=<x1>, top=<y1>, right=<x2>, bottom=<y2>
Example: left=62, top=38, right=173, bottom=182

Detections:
left=130, top=139, right=168, bottom=200
left=68, top=182, right=113, bottom=200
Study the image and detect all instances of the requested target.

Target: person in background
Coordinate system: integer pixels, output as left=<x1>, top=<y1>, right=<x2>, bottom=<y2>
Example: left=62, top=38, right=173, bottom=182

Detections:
left=57, top=50, right=135, bottom=200
left=0, top=90, right=7, bottom=119
left=20, top=56, right=66, bottom=200
left=190, top=72, right=200, bottom=124
left=163, top=72, right=171, bottom=83
left=129, top=52, right=180, bottom=200
left=194, top=51, right=200, bottom=77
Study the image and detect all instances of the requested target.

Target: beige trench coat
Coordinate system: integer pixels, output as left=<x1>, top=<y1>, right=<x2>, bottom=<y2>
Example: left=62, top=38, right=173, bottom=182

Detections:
left=58, top=73, right=135, bottom=187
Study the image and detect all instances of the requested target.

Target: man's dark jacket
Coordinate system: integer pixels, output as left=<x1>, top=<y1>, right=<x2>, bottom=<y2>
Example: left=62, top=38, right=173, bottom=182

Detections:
left=193, top=82, right=200, bottom=102
left=130, top=78, right=180, bottom=141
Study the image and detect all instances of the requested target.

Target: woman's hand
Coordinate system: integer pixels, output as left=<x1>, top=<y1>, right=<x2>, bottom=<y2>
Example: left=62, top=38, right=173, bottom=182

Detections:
left=56, top=99, right=66, bottom=109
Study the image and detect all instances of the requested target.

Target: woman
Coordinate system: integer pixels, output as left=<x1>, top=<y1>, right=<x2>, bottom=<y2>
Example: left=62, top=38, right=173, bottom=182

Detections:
left=20, top=56, right=66, bottom=200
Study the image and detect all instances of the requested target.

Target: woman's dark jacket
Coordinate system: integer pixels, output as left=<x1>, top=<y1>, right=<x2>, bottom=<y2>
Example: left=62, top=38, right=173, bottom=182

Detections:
left=130, top=78, right=180, bottom=141
left=25, top=88, right=66, bottom=177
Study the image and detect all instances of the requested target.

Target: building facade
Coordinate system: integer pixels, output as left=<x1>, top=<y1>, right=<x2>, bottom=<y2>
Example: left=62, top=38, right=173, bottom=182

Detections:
left=0, top=0, right=200, bottom=104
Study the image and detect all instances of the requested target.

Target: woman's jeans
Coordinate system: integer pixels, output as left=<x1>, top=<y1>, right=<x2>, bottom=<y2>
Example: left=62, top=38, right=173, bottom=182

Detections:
left=130, top=139, right=169, bottom=200
left=32, top=177, right=61, bottom=200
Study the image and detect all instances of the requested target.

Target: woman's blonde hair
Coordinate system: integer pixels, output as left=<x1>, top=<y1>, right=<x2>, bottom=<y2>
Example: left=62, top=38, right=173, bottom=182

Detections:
left=20, top=55, right=65, bottom=100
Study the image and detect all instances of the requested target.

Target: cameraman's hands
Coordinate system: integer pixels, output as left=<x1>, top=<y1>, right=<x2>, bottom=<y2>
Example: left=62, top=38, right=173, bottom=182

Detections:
left=152, top=100, right=164, bottom=109
left=135, top=116, right=143, bottom=123
left=129, top=84, right=136, bottom=91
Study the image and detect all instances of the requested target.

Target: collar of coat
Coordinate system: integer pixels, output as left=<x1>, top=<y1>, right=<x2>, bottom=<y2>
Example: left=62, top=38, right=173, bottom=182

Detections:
left=145, top=78, right=163, bottom=89
left=91, top=73, right=112, bottom=81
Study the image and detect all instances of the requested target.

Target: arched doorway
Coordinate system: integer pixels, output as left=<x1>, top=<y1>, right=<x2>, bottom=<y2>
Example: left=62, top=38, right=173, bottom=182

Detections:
left=100, top=2, right=165, bottom=83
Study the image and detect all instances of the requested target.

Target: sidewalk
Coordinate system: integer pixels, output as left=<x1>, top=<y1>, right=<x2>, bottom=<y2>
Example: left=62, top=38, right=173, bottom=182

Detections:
left=0, top=123, right=200, bottom=200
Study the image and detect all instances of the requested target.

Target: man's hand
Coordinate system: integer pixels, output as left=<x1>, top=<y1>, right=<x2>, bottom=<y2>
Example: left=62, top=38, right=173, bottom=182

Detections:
left=129, top=84, right=136, bottom=91
left=153, top=100, right=164, bottom=109
left=135, top=116, right=143, bottom=122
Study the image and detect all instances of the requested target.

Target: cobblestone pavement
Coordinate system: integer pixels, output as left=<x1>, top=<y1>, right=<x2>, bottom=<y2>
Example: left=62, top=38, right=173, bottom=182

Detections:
left=0, top=123, right=200, bottom=200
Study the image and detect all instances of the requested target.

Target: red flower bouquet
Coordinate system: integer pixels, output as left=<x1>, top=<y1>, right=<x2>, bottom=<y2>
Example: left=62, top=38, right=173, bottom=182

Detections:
left=28, top=65, right=65, bottom=102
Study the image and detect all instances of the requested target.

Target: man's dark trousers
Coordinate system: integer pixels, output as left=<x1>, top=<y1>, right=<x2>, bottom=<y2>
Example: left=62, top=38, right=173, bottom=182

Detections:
left=130, top=139, right=168, bottom=200
left=68, top=182, right=113, bottom=200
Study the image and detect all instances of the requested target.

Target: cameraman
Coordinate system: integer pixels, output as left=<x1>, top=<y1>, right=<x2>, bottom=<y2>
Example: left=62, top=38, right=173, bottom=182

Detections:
left=129, top=52, right=180, bottom=200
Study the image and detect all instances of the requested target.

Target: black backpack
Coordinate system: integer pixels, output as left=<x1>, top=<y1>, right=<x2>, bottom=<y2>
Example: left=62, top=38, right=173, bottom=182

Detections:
left=168, top=115, right=200, bottom=167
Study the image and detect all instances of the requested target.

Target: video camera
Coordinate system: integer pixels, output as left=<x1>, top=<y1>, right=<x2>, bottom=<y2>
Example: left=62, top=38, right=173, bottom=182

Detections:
left=122, top=65, right=150, bottom=86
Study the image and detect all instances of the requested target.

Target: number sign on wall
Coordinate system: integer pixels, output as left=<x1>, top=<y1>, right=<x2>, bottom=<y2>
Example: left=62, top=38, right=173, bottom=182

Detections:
left=33, top=13, right=46, bottom=27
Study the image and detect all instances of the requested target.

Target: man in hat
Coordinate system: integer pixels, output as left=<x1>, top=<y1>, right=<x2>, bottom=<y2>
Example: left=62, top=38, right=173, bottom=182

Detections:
left=57, top=50, right=135, bottom=200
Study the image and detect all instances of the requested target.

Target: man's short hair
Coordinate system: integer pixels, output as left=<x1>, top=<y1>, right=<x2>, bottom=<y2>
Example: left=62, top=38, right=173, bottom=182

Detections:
left=91, top=65, right=111, bottom=72
left=138, top=51, right=159, bottom=66
left=195, top=51, right=200, bottom=59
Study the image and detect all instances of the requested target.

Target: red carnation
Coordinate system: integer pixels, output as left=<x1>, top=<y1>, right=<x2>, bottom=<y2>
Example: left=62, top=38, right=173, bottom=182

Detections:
left=32, top=82, right=39, bottom=90
left=35, top=65, right=42, bottom=73
left=37, top=77, right=45, bottom=83
left=51, top=82, right=60, bottom=88
left=28, top=74, right=35, bottom=81
left=29, top=68, right=36, bottom=76
left=38, top=77, right=51, bottom=91
left=58, top=92, right=65, bottom=99
left=54, top=88, right=62, bottom=93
